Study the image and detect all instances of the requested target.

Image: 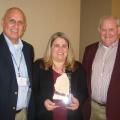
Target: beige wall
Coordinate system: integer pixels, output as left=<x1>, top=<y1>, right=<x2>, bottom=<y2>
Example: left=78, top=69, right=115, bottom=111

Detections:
left=0, top=0, right=80, bottom=60
left=112, top=0, right=120, bottom=17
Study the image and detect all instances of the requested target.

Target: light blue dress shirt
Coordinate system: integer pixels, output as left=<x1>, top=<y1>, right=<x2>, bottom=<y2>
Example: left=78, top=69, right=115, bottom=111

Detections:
left=4, top=34, right=30, bottom=110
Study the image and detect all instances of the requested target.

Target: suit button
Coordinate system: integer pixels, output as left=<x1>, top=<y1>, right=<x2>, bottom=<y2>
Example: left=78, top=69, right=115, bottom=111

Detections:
left=13, top=107, right=16, bottom=110
left=14, top=91, right=18, bottom=95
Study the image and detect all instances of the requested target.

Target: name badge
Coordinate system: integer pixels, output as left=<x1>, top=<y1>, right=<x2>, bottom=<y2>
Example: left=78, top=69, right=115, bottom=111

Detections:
left=17, top=77, right=29, bottom=86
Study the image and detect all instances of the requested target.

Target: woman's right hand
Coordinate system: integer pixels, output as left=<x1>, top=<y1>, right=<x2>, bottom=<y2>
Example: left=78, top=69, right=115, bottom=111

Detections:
left=44, top=99, right=59, bottom=111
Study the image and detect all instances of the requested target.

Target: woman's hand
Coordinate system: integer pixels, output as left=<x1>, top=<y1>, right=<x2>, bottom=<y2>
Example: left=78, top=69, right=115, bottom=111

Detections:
left=44, top=99, right=59, bottom=111
left=67, top=95, right=80, bottom=110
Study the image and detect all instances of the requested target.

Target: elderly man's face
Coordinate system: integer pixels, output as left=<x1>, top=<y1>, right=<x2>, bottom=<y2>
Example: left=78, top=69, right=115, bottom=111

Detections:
left=2, top=9, right=26, bottom=44
left=98, top=18, right=120, bottom=46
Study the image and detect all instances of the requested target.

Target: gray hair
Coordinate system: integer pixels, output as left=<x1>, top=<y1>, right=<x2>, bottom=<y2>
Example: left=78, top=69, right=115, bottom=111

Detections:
left=98, top=16, right=120, bottom=29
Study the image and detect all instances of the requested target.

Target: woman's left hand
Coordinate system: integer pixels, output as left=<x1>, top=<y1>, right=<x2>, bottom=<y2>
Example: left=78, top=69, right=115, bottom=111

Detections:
left=67, top=95, right=80, bottom=110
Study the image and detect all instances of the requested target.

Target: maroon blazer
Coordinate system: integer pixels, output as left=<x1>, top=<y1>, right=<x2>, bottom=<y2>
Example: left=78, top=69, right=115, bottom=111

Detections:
left=82, top=40, right=120, bottom=120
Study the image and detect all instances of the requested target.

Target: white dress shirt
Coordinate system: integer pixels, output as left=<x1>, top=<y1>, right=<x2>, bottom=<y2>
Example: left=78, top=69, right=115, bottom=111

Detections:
left=91, top=40, right=118, bottom=104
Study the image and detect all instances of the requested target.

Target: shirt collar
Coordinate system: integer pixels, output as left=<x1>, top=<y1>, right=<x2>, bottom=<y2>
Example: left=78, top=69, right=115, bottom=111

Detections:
left=99, top=40, right=119, bottom=49
left=3, top=33, right=23, bottom=53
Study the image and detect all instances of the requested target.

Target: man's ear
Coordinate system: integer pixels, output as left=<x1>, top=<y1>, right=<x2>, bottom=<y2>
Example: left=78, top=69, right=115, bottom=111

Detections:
left=97, top=26, right=101, bottom=34
left=1, top=18, right=4, bottom=26
left=118, top=26, right=120, bottom=33
left=23, top=24, right=27, bottom=33
left=117, top=27, right=120, bottom=38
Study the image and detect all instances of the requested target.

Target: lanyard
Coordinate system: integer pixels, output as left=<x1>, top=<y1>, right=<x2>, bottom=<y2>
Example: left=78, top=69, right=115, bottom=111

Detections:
left=11, top=53, right=23, bottom=77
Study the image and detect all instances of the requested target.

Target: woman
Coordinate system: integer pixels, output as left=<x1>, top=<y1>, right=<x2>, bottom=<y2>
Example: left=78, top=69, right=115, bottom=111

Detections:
left=33, top=32, right=88, bottom=120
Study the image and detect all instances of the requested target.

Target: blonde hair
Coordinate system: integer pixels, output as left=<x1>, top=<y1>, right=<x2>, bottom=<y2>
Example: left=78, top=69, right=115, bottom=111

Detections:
left=43, top=32, right=75, bottom=70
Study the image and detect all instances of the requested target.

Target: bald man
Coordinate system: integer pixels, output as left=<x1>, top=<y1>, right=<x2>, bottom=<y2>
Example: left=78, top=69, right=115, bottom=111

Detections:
left=0, top=7, right=34, bottom=120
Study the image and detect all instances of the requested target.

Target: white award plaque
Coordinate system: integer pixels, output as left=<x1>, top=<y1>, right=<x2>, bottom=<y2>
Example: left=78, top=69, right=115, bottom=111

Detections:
left=53, top=72, right=71, bottom=106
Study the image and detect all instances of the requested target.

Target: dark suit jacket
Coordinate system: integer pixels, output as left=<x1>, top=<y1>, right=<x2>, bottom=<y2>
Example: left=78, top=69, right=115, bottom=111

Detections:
left=0, top=33, right=34, bottom=120
left=82, top=40, right=120, bottom=120
left=33, top=59, right=88, bottom=120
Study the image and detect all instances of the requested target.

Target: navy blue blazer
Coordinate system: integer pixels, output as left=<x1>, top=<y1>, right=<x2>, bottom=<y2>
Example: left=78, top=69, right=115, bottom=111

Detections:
left=33, top=59, right=88, bottom=120
left=0, top=33, right=34, bottom=120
